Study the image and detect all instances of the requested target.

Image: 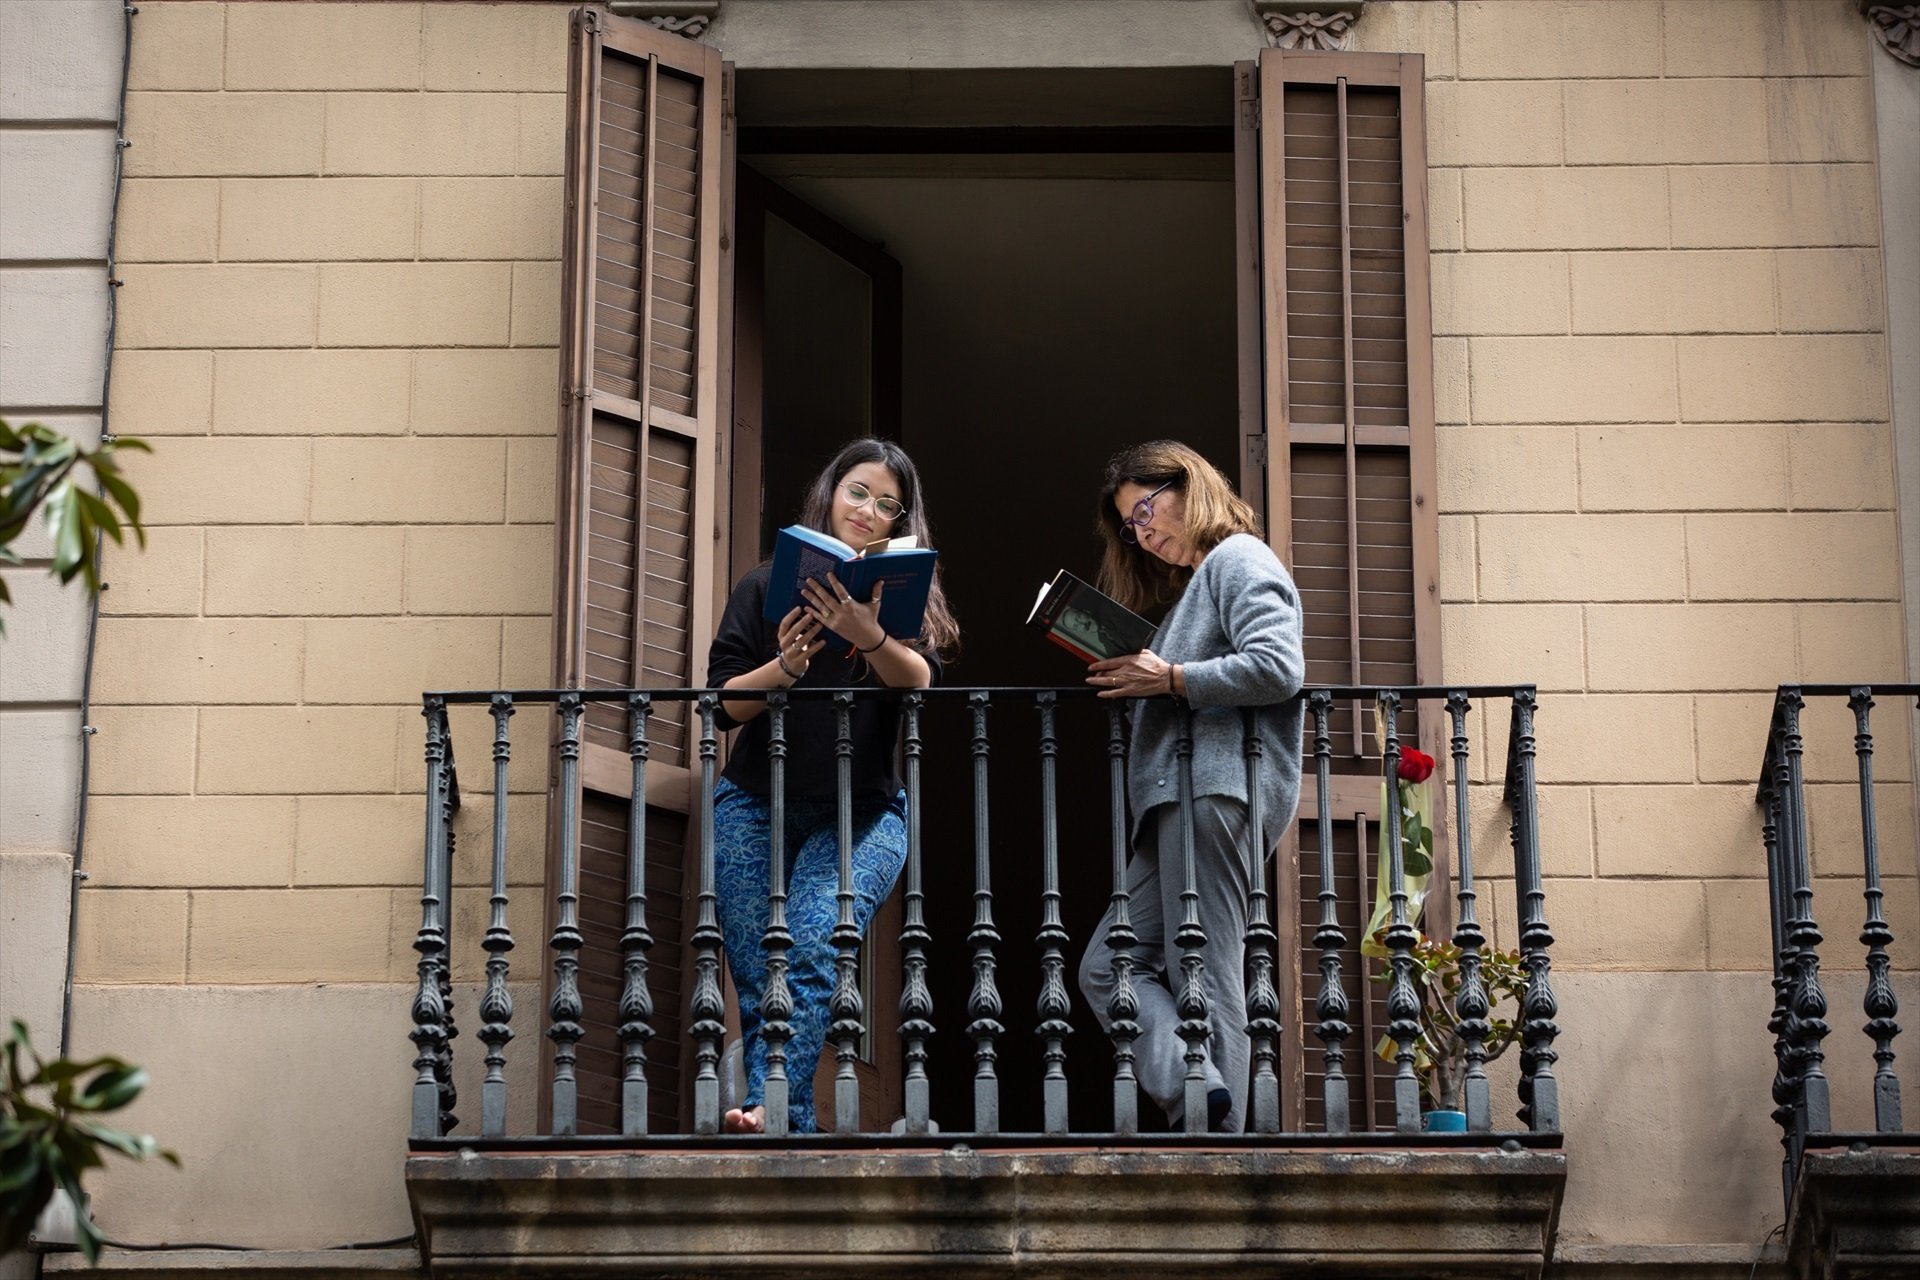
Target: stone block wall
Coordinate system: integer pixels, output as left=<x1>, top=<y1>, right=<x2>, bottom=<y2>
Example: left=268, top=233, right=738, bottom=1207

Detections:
left=0, top=0, right=124, bottom=1077
left=1355, top=0, right=1916, bottom=1255
left=68, top=0, right=567, bottom=1246
left=86, top=1, right=563, bottom=998
left=1379, top=0, right=1916, bottom=980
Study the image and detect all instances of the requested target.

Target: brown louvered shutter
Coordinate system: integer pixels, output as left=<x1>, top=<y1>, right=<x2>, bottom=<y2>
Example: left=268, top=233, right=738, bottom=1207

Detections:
left=1240, top=50, right=1445, bottom=1132
left=549, top=7, right=730, bottom=1135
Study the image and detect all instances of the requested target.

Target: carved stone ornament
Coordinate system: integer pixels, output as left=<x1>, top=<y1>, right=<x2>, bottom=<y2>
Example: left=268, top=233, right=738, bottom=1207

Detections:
left=1859, top=1, right=1920, bottom=67
left=608, top=1, right=720, bottom=40
left=1253, top=0, right=1367, bottom=51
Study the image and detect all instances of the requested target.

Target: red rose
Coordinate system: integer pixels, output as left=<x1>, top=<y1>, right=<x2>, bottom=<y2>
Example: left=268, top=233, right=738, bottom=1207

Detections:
left=1397, top=747, right=1435, bottom=784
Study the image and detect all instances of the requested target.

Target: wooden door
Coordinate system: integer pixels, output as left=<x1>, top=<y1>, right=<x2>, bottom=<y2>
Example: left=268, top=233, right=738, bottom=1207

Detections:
left=729, top=164, right=908, bottom=1134
left=1237, top=49, right=1450, bottom=1132
left=548, top=7, right=730, bottom=1136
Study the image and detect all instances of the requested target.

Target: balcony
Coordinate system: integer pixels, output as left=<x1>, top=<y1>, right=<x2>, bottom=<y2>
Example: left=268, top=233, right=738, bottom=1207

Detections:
left=402, top=683, right=1567, bottom=1277
left=1756, top=686, right=1920, bottom=1279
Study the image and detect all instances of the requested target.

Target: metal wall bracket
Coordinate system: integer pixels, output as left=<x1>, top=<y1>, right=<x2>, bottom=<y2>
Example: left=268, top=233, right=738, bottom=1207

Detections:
left=1251, top=1, right=1367, bottom=51
left=608, top=1, right=721, bottom=40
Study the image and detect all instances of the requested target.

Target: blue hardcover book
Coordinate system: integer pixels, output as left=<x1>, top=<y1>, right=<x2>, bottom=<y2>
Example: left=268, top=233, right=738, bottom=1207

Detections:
left=762, top=524, right=938, bottom=648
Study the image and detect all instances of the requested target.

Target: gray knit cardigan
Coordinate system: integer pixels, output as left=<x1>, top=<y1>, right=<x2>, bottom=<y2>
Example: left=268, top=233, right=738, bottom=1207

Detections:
left=1126, top=532, right=1306, bottom=850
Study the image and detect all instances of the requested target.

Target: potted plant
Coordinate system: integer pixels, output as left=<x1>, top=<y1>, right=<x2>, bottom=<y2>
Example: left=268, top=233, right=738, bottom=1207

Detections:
left=1355, top=711, right=1528, bottom=1129
left=1372, top=934, right=1529, bottom=1129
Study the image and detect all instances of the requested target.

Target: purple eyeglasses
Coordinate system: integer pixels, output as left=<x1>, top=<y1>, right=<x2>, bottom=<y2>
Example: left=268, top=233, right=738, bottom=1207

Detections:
left=1119, top=480, right=1175, bottom=543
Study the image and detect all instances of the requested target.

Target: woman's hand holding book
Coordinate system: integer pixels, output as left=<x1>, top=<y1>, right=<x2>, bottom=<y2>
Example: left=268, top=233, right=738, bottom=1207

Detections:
left=799, top=571, right=887, bottom=654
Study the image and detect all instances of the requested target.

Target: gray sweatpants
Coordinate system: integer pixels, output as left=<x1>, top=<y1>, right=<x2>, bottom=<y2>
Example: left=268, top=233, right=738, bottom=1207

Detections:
left=1078, top=795, right=1252, bottom=1132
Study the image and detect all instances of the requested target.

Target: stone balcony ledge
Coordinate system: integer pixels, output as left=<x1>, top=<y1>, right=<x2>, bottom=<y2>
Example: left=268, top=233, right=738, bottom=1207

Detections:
left=1786, top=1146, right=1920, bottom=1280
left=407, top=1144, right=1566, bottom=1278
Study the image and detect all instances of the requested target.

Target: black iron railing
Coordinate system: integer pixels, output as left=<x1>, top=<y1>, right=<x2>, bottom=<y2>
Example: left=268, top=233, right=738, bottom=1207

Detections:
left=1756, top=684, right=1914, bottom=1209
left=407, top=683, right=1559, bottom=1143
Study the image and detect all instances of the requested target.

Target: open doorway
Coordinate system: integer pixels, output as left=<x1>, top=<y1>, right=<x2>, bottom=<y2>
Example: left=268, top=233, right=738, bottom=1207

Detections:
left=734, top=68, right=1240, bottom=1133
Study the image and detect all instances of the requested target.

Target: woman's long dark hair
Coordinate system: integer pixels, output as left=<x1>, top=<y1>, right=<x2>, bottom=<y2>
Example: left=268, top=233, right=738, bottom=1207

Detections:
left=1094, top=439, right=1263, bottom=612
left=795, top=437, right=961, bottom=657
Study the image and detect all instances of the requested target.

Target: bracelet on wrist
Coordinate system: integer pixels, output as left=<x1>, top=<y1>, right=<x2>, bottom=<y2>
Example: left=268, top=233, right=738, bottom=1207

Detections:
left=776, top=652, right=802, bottom=681
left=856, top=633, right=887, bottom=654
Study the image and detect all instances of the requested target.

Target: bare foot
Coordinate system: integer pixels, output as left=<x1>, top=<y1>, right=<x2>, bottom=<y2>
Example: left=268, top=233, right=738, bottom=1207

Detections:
left=723, top=1105, right=765, bottom=1134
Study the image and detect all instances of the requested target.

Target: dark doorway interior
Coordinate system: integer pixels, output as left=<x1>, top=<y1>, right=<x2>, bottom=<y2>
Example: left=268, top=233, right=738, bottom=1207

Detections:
left=740, top=69, right=1240, bottom=1133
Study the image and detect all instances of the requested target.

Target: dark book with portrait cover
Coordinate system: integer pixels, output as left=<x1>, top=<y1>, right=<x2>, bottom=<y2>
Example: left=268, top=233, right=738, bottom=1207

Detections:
left=1025, top=569, right=1156, bottom=664
left=763, top=524, right=937, bottom=647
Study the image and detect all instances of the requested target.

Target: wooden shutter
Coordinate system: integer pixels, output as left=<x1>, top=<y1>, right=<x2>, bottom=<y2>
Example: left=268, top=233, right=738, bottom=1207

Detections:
left=1240, top=50, right=1447, bottom=1132
left=549, top=6, right=730, bottom=1135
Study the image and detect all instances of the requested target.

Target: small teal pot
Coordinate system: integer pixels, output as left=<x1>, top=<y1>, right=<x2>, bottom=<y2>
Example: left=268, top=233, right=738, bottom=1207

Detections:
left=1422, top=1109, right=1467, bottom=1133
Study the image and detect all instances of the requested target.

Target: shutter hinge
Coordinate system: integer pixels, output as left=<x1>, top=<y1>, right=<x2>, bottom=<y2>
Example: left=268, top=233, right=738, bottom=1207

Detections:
left=1248, top=435, right=1269, bottom=466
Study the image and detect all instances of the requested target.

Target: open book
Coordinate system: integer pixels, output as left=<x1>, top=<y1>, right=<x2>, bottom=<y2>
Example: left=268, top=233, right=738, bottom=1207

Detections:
left=1026, top=569, right=1156, bottom=664
left=763, top=524, right=936, bottom=647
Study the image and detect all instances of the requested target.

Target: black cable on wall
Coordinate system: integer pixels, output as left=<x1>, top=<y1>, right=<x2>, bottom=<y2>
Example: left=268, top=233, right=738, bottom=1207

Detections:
left=59, top=0, right=138, bottom=1061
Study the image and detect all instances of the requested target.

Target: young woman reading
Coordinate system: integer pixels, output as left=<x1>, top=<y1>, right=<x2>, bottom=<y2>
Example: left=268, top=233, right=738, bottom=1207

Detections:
left=705, top=438, right=960, bottom=1134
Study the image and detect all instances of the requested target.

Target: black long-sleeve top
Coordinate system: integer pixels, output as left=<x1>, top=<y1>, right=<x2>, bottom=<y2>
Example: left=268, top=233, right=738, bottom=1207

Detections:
left=707, top=564, right=942, bottom=799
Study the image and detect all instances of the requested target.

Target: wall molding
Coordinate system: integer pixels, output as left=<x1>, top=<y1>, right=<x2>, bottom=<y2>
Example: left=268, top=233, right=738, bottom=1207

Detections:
left=1861, top=2, right=1920, bottom=67
left=1251, top=1, right=1366, bottom=51
left=608, top=1, right=720, bottom=40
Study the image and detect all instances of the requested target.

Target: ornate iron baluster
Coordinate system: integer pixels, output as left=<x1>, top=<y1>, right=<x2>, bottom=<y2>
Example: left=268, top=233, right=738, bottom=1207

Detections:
left=619, top=693, right=655, bottom=1136
left=1172, top=700, right=1210, bottom=1133
left=1103, top=700, right=1141, bottom=1136
left=1508, top=689, right=1560, bottom=1132
left=689, top=693, right=726, bottom=1135
left=1034, top=693, right=1072, bottom=1135
left=1378, top=691, right=1422, bottom=1133
left=1309, top=691, right=1351, bottom=1135
left=479, top=694, right=516, bottom=1137
left=829, top=692, right=865, bottom=1132
left=966, top=691, right=1004, bottom=1133
left=1242, top=707, right=1280, bottom=1134
left=1447, top=691, right=1491, bottom=1131
left=761, top=692, right=796, bottom=1137
left=436, top=752, right=459, bottom=1134
left=898, top=692, right=933, bottom=1135
left=1764, top=724, right=1800, bottom=1202
left=410, top=698, right=451, bottom=1139
left=1851, top=689, right=1903, bottom=1132
left=1778, top=690, right=1831, bottom=1141
left=547, top=693, right=586, bottom=1136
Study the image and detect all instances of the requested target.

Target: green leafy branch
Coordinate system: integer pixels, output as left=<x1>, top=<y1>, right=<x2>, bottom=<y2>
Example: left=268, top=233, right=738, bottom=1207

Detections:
left=1372, top=934, right=1529, bottom=1113
left=0, top=1019, right=177, bottom=1264
left=0, top=417, right=150, bottom=631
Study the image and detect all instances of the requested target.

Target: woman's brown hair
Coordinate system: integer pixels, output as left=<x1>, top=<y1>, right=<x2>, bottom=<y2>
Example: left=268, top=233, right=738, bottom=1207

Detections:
left=796, top=436, right=961, bottom=658
left=1094, top=440, right=1263, bottom=612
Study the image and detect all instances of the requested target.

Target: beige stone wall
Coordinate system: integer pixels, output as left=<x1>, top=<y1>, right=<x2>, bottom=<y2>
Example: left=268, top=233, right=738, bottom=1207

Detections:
left=73, top=4, right=565, bottom=1243
left=1378, top=0, right=1918, bottom=1259
left=85, top=0, right=563, bottom=994
left=72, top=0, right=1913, bottom=1260
left=0, top=0, right=125, bottom=1067
left=1387, top=0, right=1916, bottom=981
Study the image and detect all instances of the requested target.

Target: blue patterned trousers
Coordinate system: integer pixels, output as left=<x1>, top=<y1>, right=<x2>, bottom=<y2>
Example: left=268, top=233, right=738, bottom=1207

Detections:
left=712, top=776, right=909, bottom=1133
